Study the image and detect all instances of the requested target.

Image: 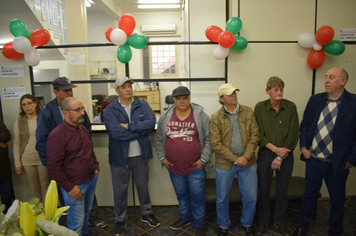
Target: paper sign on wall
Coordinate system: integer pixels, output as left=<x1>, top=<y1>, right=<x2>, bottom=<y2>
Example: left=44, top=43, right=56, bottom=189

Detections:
left=339, top=29, right=356, bottom=41
left=2, top=87, right=26, bottom=100
left=1, top=65, right=25, bottom=78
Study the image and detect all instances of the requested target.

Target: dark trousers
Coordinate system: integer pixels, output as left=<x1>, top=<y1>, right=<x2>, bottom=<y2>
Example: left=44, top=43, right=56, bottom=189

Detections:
left=0, top=176, right=15, bottom=213
left=256, top=149, right=294, bottom=226
left=297, top=157, right=349, bottom=236
left=110, top=156, right=152, bottom=223
left=58, top=182, right=99, bottom=221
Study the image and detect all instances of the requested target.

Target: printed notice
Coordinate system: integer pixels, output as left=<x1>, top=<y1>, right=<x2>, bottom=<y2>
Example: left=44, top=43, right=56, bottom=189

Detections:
left=3, top=87, right=26, bottom=100
left=1, top=65, right=25, bottom=78
left=339, top=29, right=356, bottom=41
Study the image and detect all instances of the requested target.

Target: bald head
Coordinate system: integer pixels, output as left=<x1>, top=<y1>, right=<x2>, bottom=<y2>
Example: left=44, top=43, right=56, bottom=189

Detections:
left=61, top=97, right=81, bottom=110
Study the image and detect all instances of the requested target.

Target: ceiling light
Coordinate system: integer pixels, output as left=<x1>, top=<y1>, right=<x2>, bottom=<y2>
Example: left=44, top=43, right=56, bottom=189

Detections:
left=85, top=0, right=94, bottom=7
left=138, top=4, right=180, bottom=9
left=138, top=0, right=180, bottom=3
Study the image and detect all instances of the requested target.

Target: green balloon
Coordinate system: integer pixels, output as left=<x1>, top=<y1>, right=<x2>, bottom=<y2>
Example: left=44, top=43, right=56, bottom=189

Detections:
left=225, top=17, right=242, bottom=35
left=127, top=33, right=147, bottom=49
left=9, top=19, right=29, bottom=37
left=117, top=44, right=132, bottom=63
left=322, top=40, right=345, bottom=56
left=232, top=36, right=248, bottom=51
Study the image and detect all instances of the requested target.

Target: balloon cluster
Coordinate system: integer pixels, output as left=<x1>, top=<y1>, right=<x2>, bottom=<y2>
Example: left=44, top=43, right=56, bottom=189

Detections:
left=298, top=26, right=345, bottom=69
left=205, top=17, right=248, bottom=60
left=105, top=14, right=147, bottom=64
left=2, top=19, right=50, bottom=66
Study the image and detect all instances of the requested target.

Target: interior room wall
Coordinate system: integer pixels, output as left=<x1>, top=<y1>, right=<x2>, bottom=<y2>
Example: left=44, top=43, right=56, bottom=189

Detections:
left=228, top=0, right=356, bottom=197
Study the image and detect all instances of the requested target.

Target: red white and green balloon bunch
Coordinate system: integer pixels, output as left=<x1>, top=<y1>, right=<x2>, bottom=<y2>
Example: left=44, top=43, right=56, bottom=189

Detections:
left=205, top=17, right=248, bottom=60
left=105, top=14, right=147, bottom=64
left=298, top=26, right=345, bottom=69
left=2, top=19, right=51, bottom=66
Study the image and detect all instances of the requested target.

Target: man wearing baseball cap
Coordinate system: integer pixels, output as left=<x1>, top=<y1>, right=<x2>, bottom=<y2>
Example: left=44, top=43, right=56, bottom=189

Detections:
left=155, top=86, right=212, bottom=236
left=104, top=76, right=160, bottom=236
left=36, top=76, right=107, bottom=229
left=209, top=83, right=260, bottom=236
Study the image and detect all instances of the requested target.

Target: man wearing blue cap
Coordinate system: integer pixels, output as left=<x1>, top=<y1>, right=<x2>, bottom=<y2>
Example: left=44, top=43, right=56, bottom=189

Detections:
left=104, top=76, right=160, bottom=236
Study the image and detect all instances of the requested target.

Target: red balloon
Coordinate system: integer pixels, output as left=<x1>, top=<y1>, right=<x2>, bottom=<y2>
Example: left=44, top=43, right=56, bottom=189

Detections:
left=105, top=27, right=116, bottom=42
left=307, top=49, right=325, bottom=69
left=2, top=42, right=22, bottom=59
left=29, top=29, right=50, bottom=46
left=315, top=26, right=334, bottom=45
left=119, top=14, right=136, bottom=37
left=205, top=25, right=223, bottom=42
left=218, top=31, right=235, bottom=48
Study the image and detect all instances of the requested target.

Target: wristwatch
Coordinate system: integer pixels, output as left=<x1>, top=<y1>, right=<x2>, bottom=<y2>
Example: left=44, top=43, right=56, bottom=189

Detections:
left=277, top=156, right=283, bottom=162
left=123, top=124, right=127, bottom=129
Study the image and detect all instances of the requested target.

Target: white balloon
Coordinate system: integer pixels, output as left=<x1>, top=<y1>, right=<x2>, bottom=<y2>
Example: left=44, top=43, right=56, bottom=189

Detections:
left=213, top=45, right=229, bottom=60
left=132, top=29, right=139, bottom=35
left=12, top=36, right=32, bottom=53
left=313, top=43, right=322, bottom=51
left=24, top=47, right=41, bottom=66
left=298, top=33, right=315, bottom=48
left=110, top=29, right=127, bottom=46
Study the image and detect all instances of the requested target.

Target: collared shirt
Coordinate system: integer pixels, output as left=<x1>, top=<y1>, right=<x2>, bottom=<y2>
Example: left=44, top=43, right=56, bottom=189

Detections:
left=254, top=99, right=299, bottom=151
left=224, top=104, right=244, bottom=156
left=46, top=121, right=99, bottom=192
left=118, top=97, right=142, bottom=157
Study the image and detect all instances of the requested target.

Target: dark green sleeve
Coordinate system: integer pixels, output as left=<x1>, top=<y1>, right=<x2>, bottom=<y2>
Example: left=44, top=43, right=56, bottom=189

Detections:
left=283, top=103, right=299, bottom=151
left=254, top=103, right=271, bottom=148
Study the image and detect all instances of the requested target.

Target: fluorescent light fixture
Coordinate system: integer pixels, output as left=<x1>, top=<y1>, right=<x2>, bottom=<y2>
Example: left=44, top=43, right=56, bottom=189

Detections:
left=138, top=0, right=180, bottom=3
left=138, top=4, right=180, bottom=9
left=85, top=0, right=94, bottom=7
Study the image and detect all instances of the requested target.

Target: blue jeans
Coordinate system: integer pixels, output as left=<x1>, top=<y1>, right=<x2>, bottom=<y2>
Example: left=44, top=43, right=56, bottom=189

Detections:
left=297, top=157, right=349, bottom=236
left=215, top=164, right=257, bottom=229
left=61, top=174, right=98, bottom=236
left=169, top=168, right=206, bottom=228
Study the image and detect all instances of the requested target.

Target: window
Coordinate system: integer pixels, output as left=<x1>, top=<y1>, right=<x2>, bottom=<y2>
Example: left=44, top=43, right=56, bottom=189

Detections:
left=149, top=45, right=177, bottom=78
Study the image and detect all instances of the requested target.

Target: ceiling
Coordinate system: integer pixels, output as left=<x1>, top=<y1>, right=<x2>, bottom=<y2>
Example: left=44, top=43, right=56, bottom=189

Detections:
left=0, top=0, right=182, bottom=60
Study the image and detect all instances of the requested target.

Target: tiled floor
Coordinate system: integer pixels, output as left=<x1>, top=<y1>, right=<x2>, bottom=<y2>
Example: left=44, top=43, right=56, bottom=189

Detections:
left=80, top=196, right=356, bottom=236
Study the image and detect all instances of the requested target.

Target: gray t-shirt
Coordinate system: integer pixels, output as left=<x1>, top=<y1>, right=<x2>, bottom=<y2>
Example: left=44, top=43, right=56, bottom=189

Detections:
left=225, top=105, right=244, bottom=157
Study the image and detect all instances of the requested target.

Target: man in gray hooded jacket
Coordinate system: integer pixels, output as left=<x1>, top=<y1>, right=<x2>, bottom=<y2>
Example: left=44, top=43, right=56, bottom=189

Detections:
left=155, top=86, right=212, bottom=236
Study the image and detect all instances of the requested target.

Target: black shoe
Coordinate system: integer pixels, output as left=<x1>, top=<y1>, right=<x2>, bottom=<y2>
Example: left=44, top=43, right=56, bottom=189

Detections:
left=113, top=222, right=126, bottom=236
left=256, top=224, right=267, bottom=235
left=170, top=218, right=192, bottom=230
left=276, top=224, right=289, bottom=236
left=88, top=219, right=107, bottom=228
left=218, top=227, right=228, bottom=236
left=141, top=214, right=160, bottom=227
left=195, top=227, right=207, bottom=236
left=291, top=227, right=308, bottom=236
left=244, top=226, right=255, bottom=236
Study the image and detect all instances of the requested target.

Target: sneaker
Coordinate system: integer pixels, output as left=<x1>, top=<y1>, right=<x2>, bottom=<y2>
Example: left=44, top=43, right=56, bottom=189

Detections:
left=141, top=214, right=160, bottom=227
left=256, top=224, right=266, bottom=235
left=170, top=218, right=192, bottom=230
left=244, top=226, right=255, bottom=236
left=88, top=219, right=107, bottom=229
left=113, top=222, right=126, bottom=236
left=276, top=224, right=289, bottom=236
left=218, top=227, right=228, bottom=236
left=195, top=227, right=206, bottom=236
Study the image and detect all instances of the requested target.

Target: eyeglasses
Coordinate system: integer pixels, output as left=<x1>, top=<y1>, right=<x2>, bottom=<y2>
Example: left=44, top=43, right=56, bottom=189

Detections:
left=21, top=102, right=34, bottom=107
left=65, top=106, right=85, bottom=113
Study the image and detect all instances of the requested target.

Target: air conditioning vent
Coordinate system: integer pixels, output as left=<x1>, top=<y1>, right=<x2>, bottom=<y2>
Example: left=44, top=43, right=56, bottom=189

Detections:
left=141, top=24, right=176, bottom=35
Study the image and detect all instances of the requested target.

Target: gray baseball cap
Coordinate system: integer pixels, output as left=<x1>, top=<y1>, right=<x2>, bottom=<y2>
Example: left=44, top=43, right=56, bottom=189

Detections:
left=52, top=77, right=77, bottom=90
left=115, top=76, right=134, bottom=88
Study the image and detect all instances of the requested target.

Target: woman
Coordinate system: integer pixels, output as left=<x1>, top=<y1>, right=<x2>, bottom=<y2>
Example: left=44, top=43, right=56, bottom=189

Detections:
left=13, top=94, right=51, bottom=202
left=93, top=100, right=111, bottom=123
